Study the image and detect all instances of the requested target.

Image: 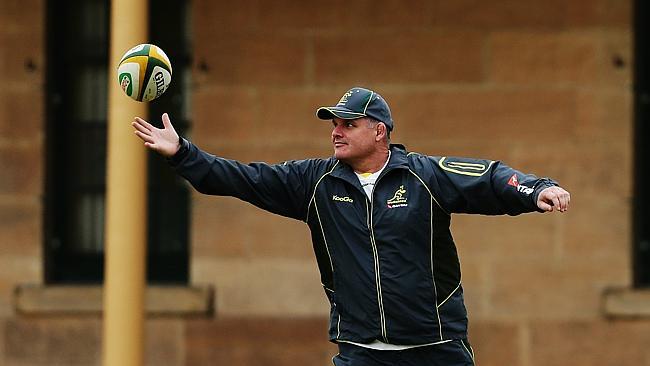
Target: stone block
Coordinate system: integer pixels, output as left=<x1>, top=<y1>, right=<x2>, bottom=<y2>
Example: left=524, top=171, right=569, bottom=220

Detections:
left=256, top=88, right=337, bottom=144
left=453, top=214, right=557, bottom=261
left=192, top=188, right=315, bottom=260
left=3, top=318, right=185, bottom=366
left=193, top=34, right=307, bottom=87
left=598, top=30, right=632, bottom=87
left=258, top=0, right=432, bottom=30
left=468, top=321, right=521, bottom=366
left=246, top=213, right=314, bottom=259
left=562, top=194, right=630, bottom=260
left=0, top=256, right=40, bottom=316
left=489, top=32, right=600, bottom=85
left=564, top=0, right=631, bottom=28
left=0, top=0, right=44, bottom=33
left=145, top=319, right=184, bottom=366
left=0, top=199, right=41, bottom=256
left=434, top=0, right=630, bottom=30
left=487, top=257, right=628, bottom=320
left=603, top=288, right=650, bottom=318
left=529, top=320, right=650, bottom=366
left=257, top=0, right=346, bottom=30
left=433, top=0, right=566, bottom=29
left=0, top=89, right=44, bottom=143
left=192, top=88, right=259, bottom=143
left=192, top=258, right=329, bottom=316
left=192, top=196, right=254, bottom=259
left=0, top=24, right=43, bottom=86
left=191, top=87, right=336, bottom=146
left=0, top=145, right=43, bottom=195
left=517, top=141, right=632, bottom=199
left=193, top=0, right=258, bottom=32
left=4, top=318, right=102, bottom=365
left=488, top=30, right=631, bottom=88
left=14, top=285, right=213, bottom=316
left=389, top=88, right=577, bottom=145
left=185, top=317, right=336, bottom=366
left=313, top=30, right=484, bottom=85
left=574, top=90, right=631, bottom=143
left=345, top=0, right=433, bottom=28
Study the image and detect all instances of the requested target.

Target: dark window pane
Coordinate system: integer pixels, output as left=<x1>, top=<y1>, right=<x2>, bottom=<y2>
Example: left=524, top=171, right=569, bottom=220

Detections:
left=634, top=0, right=650, bottom=287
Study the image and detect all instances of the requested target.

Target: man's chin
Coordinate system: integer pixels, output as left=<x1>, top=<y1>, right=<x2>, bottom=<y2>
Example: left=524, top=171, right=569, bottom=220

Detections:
left=334, top=150, right=349, bottom=161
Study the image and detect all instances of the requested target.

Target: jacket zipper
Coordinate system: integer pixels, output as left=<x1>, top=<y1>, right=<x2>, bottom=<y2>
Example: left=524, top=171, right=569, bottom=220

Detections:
left=366, top=188, right=389, bottom=343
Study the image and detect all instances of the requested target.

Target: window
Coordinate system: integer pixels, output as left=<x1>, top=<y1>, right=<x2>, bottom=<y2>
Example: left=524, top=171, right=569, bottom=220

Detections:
left=634, top=0, right=650, bottom=287
left=44, top=0, right=191, bottom=284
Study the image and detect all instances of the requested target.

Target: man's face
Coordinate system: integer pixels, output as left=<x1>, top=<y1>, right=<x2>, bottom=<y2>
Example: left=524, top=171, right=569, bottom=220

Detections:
left=331, top=117, right=378, bottom=163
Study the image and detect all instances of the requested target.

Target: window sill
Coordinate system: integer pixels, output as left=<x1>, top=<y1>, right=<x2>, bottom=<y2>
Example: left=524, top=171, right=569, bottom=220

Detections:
left=14, top=284, right=214, bottom=317
left=603, top=287, right=650, bottom=318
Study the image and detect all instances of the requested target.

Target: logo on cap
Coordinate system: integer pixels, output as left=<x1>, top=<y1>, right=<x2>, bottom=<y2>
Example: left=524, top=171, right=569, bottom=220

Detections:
left=337, top=91, right=354, bottom=106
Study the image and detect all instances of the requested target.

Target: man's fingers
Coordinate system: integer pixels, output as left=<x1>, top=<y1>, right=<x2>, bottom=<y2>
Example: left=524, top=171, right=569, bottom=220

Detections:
left=559, top=195, right=568, bottom=211
left=551, top=196, right=560, bottom=210
left=134, top=130, right=155, bottom=144
left=162, top=113, right=173, bottom=130
left=538, top=200, right=553, bottom=212
left=134, top=116, right=156, bottom=131
left=554, top=188, right=570, bottom=212
left=132, top=121, right=152, bottom=136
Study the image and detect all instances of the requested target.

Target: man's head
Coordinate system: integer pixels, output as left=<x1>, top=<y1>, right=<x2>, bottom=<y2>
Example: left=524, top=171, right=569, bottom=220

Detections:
left=316, top=87, right=393, bottom=170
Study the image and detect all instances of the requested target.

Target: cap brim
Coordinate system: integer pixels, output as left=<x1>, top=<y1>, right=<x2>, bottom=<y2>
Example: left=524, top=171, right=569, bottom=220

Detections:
left=316, top=106, right=366, bottom=120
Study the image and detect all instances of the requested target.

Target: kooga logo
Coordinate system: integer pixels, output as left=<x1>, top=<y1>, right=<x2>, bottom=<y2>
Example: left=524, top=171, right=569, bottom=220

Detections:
left=332, top=195, right=354, bottom=203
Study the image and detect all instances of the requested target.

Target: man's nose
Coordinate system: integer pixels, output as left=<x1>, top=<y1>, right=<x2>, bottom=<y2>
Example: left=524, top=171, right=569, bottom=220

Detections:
left=332, top=125, right=343, bottom=138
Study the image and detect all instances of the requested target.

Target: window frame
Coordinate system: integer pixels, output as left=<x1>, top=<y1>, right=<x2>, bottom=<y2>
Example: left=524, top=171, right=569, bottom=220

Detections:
left=44, top=0, right=192, bottom=284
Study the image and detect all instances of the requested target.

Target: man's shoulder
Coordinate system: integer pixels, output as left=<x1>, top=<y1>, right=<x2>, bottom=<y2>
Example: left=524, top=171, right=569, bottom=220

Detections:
left=281, top=156, right=338, bottom=175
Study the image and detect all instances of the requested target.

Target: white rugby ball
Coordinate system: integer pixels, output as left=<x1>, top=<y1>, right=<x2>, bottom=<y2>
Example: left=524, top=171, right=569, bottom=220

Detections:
left=117, top=43, right=172, bottom=102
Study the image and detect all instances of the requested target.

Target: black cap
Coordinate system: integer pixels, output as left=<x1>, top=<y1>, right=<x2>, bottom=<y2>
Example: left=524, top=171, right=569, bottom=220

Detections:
left=316, top=87, right=394, bottom=131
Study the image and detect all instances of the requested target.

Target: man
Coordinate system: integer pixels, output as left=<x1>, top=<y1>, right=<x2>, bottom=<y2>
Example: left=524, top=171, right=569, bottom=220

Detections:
left=133, top=87, right=570, bottom=366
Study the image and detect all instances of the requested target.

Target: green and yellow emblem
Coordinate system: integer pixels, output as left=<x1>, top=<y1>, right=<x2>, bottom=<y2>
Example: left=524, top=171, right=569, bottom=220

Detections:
left=387, top=185, right=408, bottom=208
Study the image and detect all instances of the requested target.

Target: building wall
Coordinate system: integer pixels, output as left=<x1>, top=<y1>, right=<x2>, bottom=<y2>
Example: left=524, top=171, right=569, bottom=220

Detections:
left=1, top=0, right=647, bottom=365
left=0, top=0, right=44, bottom=317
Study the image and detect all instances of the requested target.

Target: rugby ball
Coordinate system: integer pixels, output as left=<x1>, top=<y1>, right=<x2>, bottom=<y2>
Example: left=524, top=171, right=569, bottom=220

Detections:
left=117, top=44, right=172, bottom=102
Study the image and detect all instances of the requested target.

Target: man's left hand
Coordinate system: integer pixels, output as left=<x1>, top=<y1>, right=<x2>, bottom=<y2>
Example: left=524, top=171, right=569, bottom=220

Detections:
left=537, top=186, right=571, bottom=213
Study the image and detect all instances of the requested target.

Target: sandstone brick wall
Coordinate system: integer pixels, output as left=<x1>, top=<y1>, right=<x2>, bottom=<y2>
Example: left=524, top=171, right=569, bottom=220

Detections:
left=0, top=0, right=44, bottom=321
left=1, top=0, right=647, bottom=365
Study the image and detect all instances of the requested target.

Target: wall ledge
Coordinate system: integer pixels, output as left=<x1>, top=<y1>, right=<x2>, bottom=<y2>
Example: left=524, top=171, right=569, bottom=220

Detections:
left=603, top=287, right=650, bottom=318
left=14, top=284, right=214, bottom=317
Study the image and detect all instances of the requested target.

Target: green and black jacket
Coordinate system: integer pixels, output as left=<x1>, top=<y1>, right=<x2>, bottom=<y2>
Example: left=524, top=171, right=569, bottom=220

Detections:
left=169, top=139, right=557, bottom=346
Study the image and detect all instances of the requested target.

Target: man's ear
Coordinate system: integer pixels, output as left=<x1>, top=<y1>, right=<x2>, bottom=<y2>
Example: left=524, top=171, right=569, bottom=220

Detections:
left=376, top=123, right=387, bottom=141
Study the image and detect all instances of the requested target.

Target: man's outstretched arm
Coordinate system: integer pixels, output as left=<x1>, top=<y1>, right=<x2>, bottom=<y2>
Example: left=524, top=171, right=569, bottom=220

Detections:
left=419, top=155, right=570, bottom=216
left=131, top=113, right=325, bottom=221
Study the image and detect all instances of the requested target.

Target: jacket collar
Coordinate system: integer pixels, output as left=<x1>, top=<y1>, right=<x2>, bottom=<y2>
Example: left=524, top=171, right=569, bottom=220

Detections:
left=330, top=144, right=410, bottom=185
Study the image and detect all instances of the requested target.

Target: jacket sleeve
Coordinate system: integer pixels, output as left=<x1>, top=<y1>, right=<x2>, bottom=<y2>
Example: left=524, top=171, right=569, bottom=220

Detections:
left=167, top=138, right=321, bottom=221
left=421, top=156, right=558, bottom=215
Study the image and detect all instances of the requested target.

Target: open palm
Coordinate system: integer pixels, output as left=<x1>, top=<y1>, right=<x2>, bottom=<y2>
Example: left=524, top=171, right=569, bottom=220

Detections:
left=132, top=113, right=180, bottom=157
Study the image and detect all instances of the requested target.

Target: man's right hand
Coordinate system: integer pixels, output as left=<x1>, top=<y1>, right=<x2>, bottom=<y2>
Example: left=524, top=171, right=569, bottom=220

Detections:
left=132, top=113, right=180, bottom=157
